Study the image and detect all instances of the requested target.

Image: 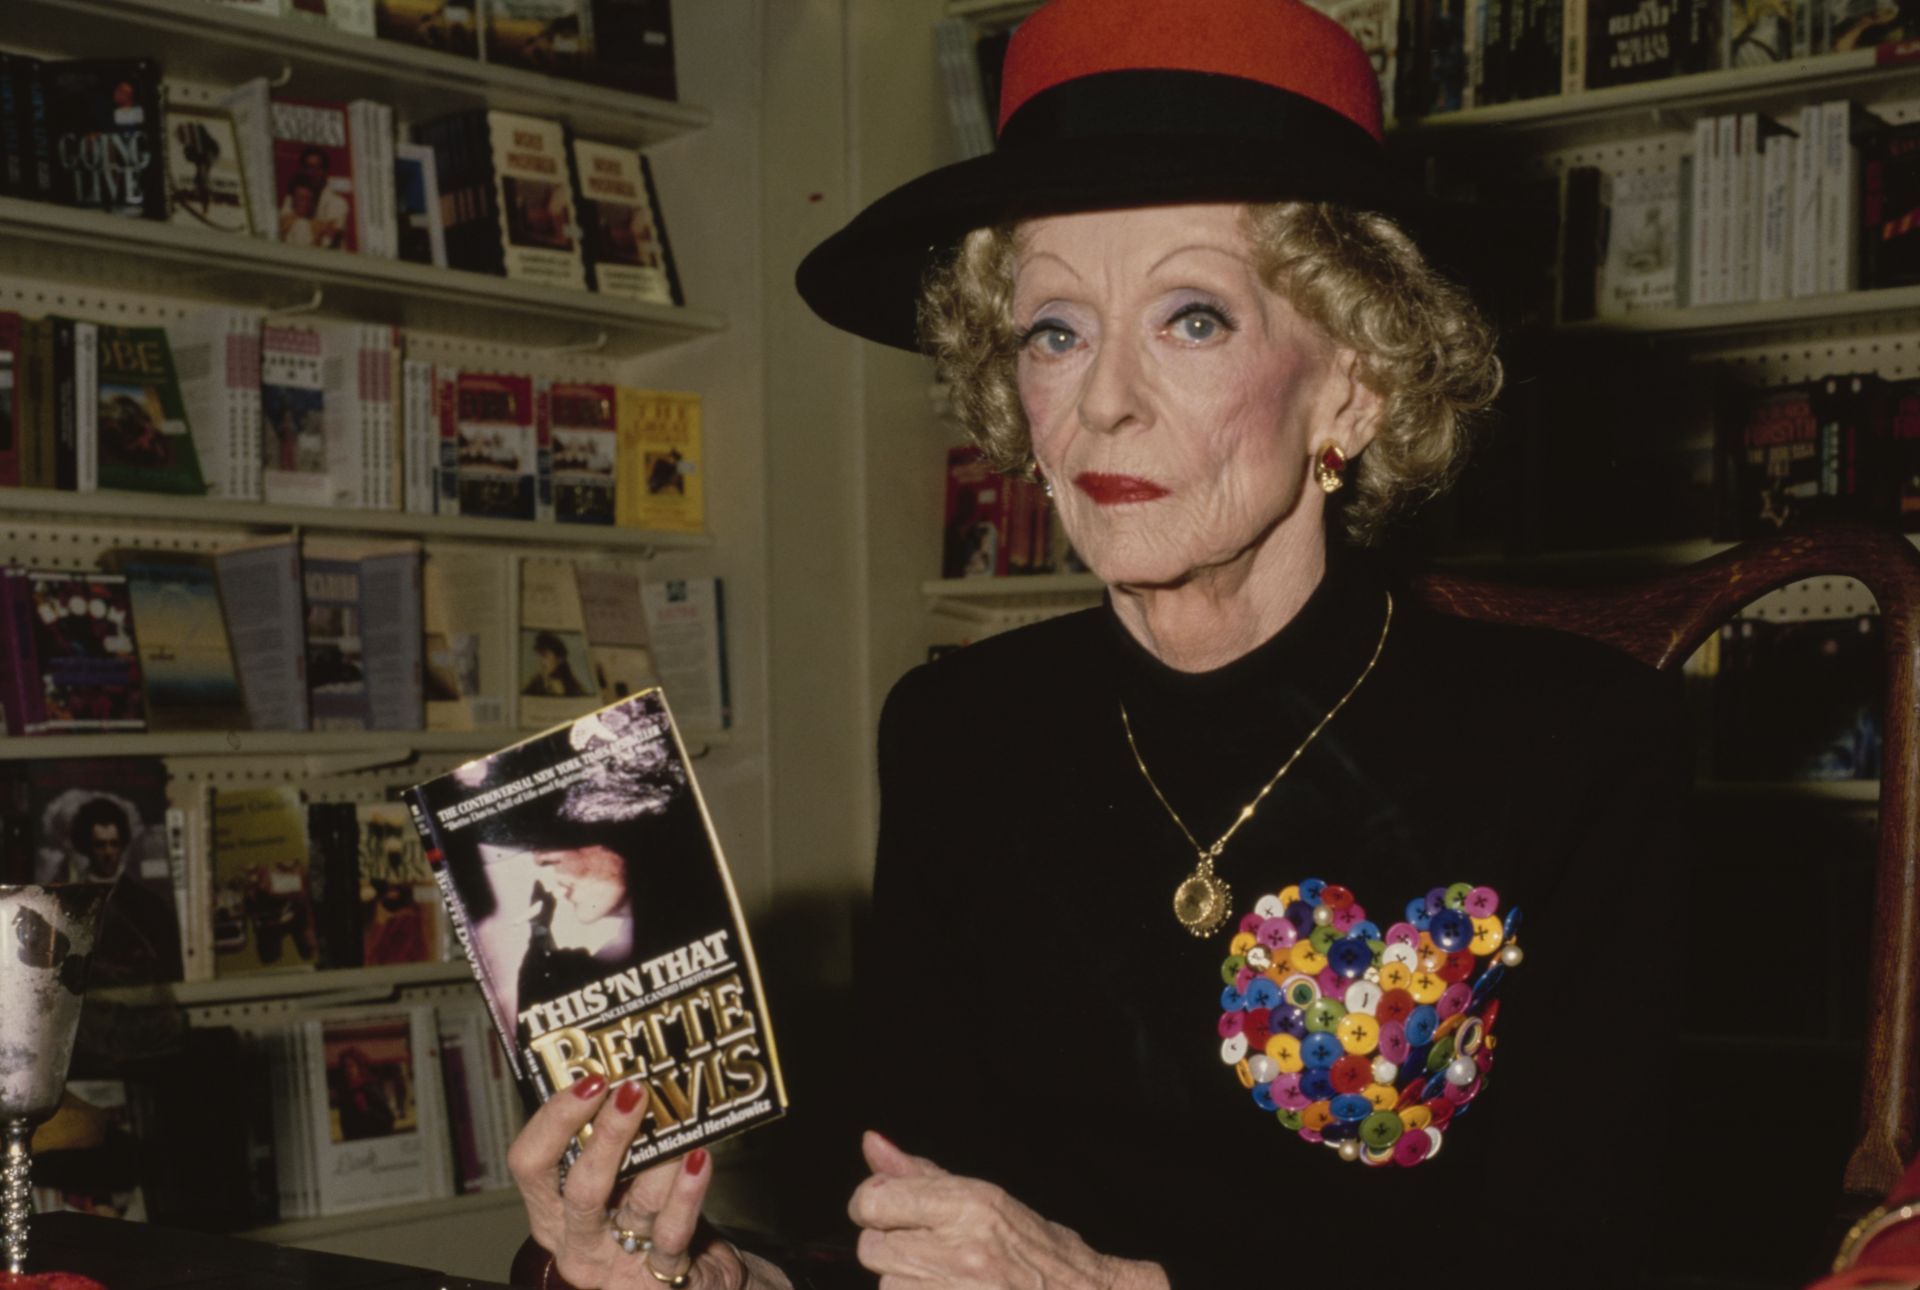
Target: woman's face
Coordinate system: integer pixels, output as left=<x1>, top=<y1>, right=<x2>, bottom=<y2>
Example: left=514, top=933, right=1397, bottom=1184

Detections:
left=534, top=844, right=628, bottom=924
left=1014, top=203, right=1372, bottom=587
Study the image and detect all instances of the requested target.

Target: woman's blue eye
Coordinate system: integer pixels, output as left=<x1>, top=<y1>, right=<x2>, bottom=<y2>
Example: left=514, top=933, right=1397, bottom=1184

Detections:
left=1168, top=304, right=1233, bottom=343
left=1022, top=321, right=1077, bottom=355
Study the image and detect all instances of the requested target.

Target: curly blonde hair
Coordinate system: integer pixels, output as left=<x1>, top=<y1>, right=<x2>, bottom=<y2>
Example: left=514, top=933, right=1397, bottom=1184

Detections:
left=916, top=202, right=1503, bottom=546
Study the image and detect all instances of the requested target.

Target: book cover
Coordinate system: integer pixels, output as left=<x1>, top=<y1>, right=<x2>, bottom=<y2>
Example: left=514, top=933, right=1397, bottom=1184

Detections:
left=488, top=111, right=587, bottom=291
left=1863, top=119, right=1920, bottom=289
left=412, top=110, right=502, bottom=277
left=572, top=141, right=682, bottom=305
left=13, top=56, right=53, bottom=203
left=424, top=547, right=513, bottom=731
left=260, top=323, right=331, bottom=505
left=613, top=388, right=702, bottom=533
left=1724, top=0, right=1795, bottom=62
left=357, top=801, right=442, bottom=966
left=394, top=141, right=448, bottom=268
left=455, top=371, right=539, bottom=519
left=519, top=557, right=600, bottom=729
left=586, top=0, right=677, bottom=99
left=941, top=446, right=1009, bottom=577
left=375, top=0, right=481, bottom=56
left=309, top=1009, right=448, bottom=1214
left=215, top=535, right=310, bottom=732
left=211, top=785, right=318, bottom=975
left=0, top=55, right=32, bottom=198
left=1718, top=380, right=1819, bottom=535
left=303, top=539, right=423, bottom=732
left=486, top=0, right=592, bottom=78
left=43, top=58, right=165, bottom=220
left=270, top=97, right=357, bottom=251
left=436, top=1000, right=512, bottom=1193
left=166, top=104, right=253, bottom=236
left=406, top=687, right=786, bottom=1177
left=548, top=380, right=617, bottom=525
left=172, top=307, right=264, bottom=501
left=26, top=758, right=183, bottom=985
left=1892, top=377, right=1920, bottom=529
left=1586, top=0, right=1680, bottom=87
left=95, top=324, right=208, bottom=495
left=107, top=550, right=250, bottom=732
left=577, top=565, right=655, bottom=702
left=9, top=570, right=145, bottom=734
left=1599, top=164, right=1682, bottom=315
left=638, top=578, right=728, bottom=733
left=220, top=78, right=277, bottom=243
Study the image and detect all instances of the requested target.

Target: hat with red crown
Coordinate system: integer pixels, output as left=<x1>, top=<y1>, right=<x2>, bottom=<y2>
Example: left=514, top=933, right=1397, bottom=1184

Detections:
left=795, top=0, right=1397, bottom=352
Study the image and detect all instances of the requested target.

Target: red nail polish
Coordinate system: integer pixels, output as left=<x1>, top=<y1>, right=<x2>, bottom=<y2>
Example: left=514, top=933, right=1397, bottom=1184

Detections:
left=572, top=1075, right=607, bottom=1100
left=685, top=1148, right=708, bottom=1175
left=615, top=1080, right=645, bottom=1112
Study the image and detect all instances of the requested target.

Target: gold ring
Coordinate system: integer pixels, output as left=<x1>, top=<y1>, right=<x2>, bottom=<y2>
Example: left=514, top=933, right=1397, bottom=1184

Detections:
left=612, top=1226, right=652, bottom=1256
left=642, top=1253, right=692, bottom=1287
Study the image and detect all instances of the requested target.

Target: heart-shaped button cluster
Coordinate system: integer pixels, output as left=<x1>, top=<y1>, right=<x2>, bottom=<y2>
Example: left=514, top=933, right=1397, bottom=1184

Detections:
left=1215, top=879, right=1523, bottom=1167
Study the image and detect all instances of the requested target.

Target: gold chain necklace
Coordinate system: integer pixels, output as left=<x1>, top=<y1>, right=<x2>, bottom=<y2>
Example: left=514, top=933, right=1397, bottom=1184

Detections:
left=1120, top=591, right=1393, bottom=938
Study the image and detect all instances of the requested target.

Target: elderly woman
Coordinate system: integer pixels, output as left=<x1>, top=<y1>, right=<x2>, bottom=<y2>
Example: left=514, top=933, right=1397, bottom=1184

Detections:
left=508, top=0, right=1686, bottom=1286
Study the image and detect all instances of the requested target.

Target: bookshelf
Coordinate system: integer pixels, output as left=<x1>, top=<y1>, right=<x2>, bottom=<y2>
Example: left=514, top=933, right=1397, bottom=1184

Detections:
left=8, top=0, right=711, bottom=150
left=0, top=0, right=769, bottom=1277
left=0, top=486, right=715, bottom=552
left=0, top=198, right=727, bottom=357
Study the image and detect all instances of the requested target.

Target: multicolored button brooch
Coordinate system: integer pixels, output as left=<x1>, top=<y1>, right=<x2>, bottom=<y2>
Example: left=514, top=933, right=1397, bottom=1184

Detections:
left=1215, top=879, right=1524, bottom=1167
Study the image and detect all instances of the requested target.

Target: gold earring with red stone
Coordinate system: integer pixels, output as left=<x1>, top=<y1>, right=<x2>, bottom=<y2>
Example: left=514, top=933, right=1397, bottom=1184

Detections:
left=1314, top=443, right=1348, bottom=494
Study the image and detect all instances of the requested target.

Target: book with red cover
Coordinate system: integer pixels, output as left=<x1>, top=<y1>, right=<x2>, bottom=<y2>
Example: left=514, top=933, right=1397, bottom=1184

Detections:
left=269, top=97, right=358, bottom=252
left=0, top=569, right=146, bottom=735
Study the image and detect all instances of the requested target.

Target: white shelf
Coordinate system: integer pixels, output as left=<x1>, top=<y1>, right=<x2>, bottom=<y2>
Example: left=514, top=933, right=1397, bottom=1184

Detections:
left=1558, top=283, right=1920, bottom=341
left=11, top=0, right=710, bottom=150
left=1401, top=48, right=1920, bottom=149
left=0, top=725, right=730, bottom=763
left=89, top=959, right=476, bottom=1007
left=0, top=197, right=726, bottom=356
left=0, top=485, right=713, bottom=551
left=242, top=1186, right=522, bottom=1245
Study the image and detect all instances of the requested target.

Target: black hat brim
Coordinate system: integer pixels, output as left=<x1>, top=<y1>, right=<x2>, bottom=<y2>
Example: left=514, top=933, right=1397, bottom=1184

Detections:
left=794, top=129, right=1417, bottom=354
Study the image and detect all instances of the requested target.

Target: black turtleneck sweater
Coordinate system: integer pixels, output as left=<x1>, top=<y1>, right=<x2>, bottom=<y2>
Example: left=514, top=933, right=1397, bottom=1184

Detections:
left=861, top=545, right=1688, bottom=1288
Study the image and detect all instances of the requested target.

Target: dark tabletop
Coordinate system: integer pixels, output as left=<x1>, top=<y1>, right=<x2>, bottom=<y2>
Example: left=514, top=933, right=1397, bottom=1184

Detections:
left=26, top=1212, right=515, bottom=1289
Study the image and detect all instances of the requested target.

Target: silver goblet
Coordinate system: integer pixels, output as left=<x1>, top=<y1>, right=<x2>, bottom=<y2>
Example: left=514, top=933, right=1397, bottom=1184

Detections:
left=0, top=883, right=112, bottom=1275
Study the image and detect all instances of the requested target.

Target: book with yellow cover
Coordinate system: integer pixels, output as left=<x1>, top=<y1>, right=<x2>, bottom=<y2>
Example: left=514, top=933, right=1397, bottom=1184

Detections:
left=614, top=388, right=702, bottom=533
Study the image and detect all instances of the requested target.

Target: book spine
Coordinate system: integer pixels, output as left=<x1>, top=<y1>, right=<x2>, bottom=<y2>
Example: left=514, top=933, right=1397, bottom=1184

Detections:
left=1760, top=132, right=1792, bottom=302
left=234, top=314, right=264, bottom=501
left=18, top=58, right=50, bottom=202
left=435, top=367, right=460, bottom=515
left=1820, top=100, right=1858, bottom=293
left=0, top=316, right=19, bottom=488
left=406, top=792, right=522, bottom=1085
left=1734, top=113, right=1761, bottom=303
left=402, top=358, right=433, bottom=514
left=51, top=318, right=75, bottom=491
left=1691, top=115, right=1716, bottom=306
left=1720, top=113, right=1751, bottom=305
left=1792, top=103, right=1823, bottom=297
left=74, top=321, right=96, bottom=492
left=0, top=573, right=41, bottom=735
left=1562, top=0, right=1586, bottom=93
left=535, top=379, right=555, bottom=524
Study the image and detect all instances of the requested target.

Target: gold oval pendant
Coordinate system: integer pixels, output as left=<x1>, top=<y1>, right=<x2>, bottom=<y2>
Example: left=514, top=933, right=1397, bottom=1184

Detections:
left=1173, top=870, right=1231, bottom=937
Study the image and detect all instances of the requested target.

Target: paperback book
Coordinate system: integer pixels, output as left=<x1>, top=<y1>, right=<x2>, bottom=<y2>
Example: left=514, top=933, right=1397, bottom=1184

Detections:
left=547, top=380, right=618, bottom=525
left=571, top=142, right=681, bottom=305
left=95, top=325, right=208, bottom=495
left=0, top=569, right=145, bottom=735
left=614, top=388, right=702, bottom=533
left=104, top=550, right=250, bottom=732
left=166, top=104, right=253, bottom=235
left=211, top=784, right=318, bottom=976
left=302, top=539, right=424, bottom=732
left=454, top=371, right=541, bottom=519
left=43, top=58, right=165, bottom=219
left=485, top=0, right=592, bottom=78
left=406, top=687, right=786, bottom=1177
left=269, top=97, right=358, bottom=251
left=518, top=557, right=600, bottom=729
left=375, top=0, right=481, bottom=56
left=356, top=801, right=443, bottom=967
left=424, top=546, right=513, bottom=731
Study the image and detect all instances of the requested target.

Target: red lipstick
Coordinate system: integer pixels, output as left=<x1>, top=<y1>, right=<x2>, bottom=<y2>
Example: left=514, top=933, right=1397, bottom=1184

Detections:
left=1073, top=472, right=1169, bottom=505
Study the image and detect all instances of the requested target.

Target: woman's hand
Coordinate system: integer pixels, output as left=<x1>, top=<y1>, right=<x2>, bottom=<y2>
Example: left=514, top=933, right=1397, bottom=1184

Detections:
left=847, top=1132, right=1168, bottom=1289
left=507, top=1075, right=788, bottom=1290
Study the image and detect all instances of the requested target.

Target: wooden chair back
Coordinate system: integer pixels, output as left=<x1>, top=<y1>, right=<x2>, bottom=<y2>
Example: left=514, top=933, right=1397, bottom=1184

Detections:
left=1409, top=518, right=1920, bottom=1200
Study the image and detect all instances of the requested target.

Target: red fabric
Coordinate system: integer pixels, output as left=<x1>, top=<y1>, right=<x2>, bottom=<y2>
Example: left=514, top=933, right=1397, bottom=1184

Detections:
left=0, top=1274, right=109, bottom=1289
left=998, top=0, right=1384, bottom=143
